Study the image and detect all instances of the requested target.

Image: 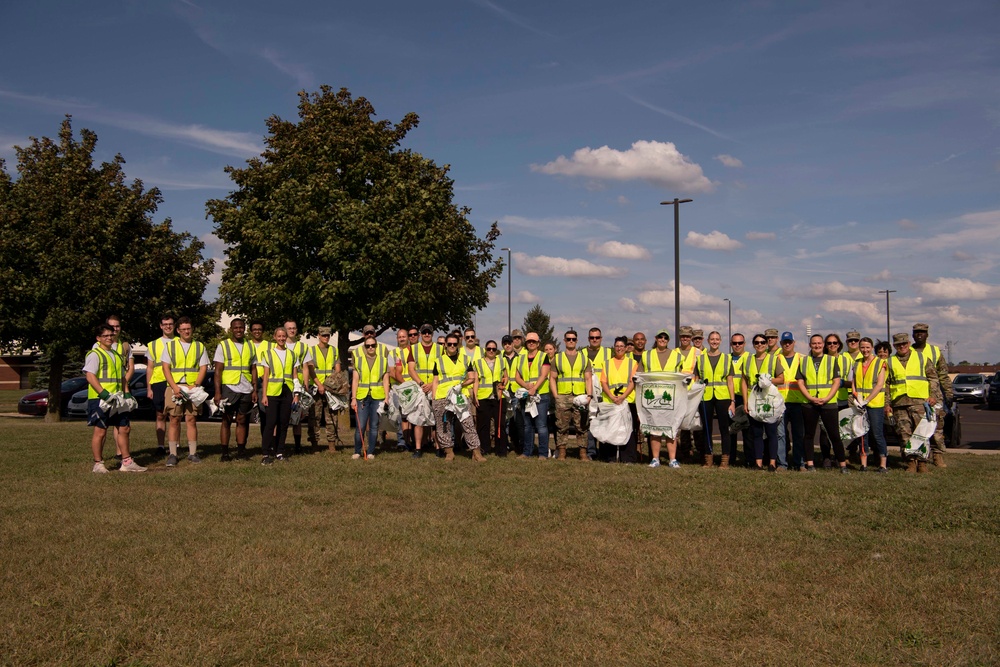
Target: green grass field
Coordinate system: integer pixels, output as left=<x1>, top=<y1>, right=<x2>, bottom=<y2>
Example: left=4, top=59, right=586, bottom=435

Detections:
left=0, top=389, right=23, bottom=413
left=1, top=417, right=998, bottom=666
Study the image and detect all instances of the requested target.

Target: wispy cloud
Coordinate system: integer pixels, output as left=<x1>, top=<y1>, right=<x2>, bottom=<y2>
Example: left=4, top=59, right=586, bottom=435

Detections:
left=637, top=282, right=725, bottom=309
left=471, top=0, right=552, bottom=38
left=587, top=240, right=651, bottom=261
left=499, top=215, right=620, bottom=240
left=259, top=48, right=315, bottom=89
left=715, top=154, right=744, bottom=168
left=745, top=231, right=776, bottom=241
left=513, top=252, right=625, bottom=278
left=618, top=298, right=649, bottom=314
left=620, top=93, right=735, bottom=142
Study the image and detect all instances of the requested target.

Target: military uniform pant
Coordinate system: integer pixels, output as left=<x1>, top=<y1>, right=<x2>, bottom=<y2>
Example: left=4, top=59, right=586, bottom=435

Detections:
left=433, top=398, right=481, bottom=450
left=932, top=407, right=946, bottom=454
left=554, top=394, right=588, bottom=445
left=308, top=398, right=338, bottom=447
left=892, top=404, right=927, bottom=458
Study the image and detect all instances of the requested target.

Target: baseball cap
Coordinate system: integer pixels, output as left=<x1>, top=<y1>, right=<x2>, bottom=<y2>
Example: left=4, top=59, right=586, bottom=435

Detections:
left=780, top=331, right=794, bottom=342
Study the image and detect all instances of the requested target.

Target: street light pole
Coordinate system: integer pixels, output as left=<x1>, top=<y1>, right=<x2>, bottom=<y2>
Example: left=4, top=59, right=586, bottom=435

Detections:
left=660, top=198, right=693, bottom=343
left=878, top=289, right=896, bottom=342
left=501, top=247, right=512, bottom=334
left=723, top=298, right=732, bottom=344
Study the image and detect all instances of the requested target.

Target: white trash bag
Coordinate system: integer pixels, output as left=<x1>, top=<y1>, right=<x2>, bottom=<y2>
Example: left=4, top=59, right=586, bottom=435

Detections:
left=393, top=381, right=434, bottom=427
left=838, top=406, right=869, bottom=441
left=445, top=385, right=472, bottom=422
left=588, top=400, right=632, bottom=446
left=903, top=417, right=935, bottom=460
left=747, top=384, right=785, bottom=424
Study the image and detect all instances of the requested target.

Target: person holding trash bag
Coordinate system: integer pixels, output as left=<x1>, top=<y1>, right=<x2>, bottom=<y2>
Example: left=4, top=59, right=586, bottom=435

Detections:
left=740, top=334, right=784, bottom=471
left=259, top=327, right=301, bottom=465
left=599, top=336, right=638, bottom=463
left=886, top=332, right=942, bottom=473
left=852, top=337, right=889, bottom=473
left=796, top=335, right=848, bottom=473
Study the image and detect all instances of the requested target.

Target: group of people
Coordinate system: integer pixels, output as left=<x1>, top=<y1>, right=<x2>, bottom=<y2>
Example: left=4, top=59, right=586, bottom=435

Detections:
left=83, top=315, right=953, bottom=475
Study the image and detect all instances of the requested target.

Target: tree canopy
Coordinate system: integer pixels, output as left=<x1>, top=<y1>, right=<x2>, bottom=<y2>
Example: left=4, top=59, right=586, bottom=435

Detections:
left=522, top=304, right=556, bottom=350
left=207, top=86, right=503, bottom=355
left=0, top=117, right=215, bottom=419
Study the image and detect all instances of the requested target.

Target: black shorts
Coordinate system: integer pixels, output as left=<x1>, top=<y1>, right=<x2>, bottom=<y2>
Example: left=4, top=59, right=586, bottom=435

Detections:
left=151, top=381, right=167, bottom=413
left=221, top=386, right=254, bottom=416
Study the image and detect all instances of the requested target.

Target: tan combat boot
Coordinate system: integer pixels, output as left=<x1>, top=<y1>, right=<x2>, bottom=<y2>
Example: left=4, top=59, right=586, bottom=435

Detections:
left=472, top=448, right=486, bottom=462
left=703, top=454, right=714, bottom=468
left=905, top=459, right=917, bottom=473
left=933, top=452, right=947, bottom=468
left=444, top=448, right=455, bottom=461
left=719, top=455, right=729, bottom=469
left=579, top=447, right=588, bottom=460
left=557, top=445, right=567, bottom=460
left=917, top=460, right=929, bottom=473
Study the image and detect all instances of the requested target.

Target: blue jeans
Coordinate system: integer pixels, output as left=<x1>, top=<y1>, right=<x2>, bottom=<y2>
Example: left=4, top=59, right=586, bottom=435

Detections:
left=785, top=403, right=806, bottom=467
left=354, top=396, right=380, bottom=456
left=748, top=417, right=779, bottom=464
left=775, top=414, right=788, bottom=468
left=865, top=406, right=888, bottom=458
left=522, top=393, right=551, bottom=457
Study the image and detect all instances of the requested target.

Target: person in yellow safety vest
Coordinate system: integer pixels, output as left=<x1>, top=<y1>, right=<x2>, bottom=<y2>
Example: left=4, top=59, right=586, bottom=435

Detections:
left=729, top=332, right=752, bottom=467
left=795, top=334, right=848, bottom=473
left=307, top=326, right=342, bottom=452
left=408, top=323, right=441, bottom=453
left=852, top=337, right=889, bottom=472
left=887, top=332, right=942, bottom=473
left=741, top=334, right=784, bottom=471
left=463, top=327, right=483, bottom=364
left=693, top=331, right=737, bottom=469
left=97, top=315, right=135, bottom=465
left=818, top=332, right=850, bottom=467
left=644, top=329, right=680, bottom=468
left=668, top=325, right=701, bottom=461
left=500, top=333, right=523, bottom=456
left=161, top=316, right=209, bottom=468
left=146, top=313, right=176, bottom=455
left=213, top=317, right=258, bottom=462
left=515, top=332, right=552, bottom=459
left=582, top=327, right=613, bottom=461
left=387, top=328, right=417, bottom=455
left=472, top=339, right=510, bottom=457
left=911, top=322, right=953, bottom=467
left=84, top=324, right=146, bottom=473
left=353, top=324, right=390, bottom=368
left=283, top=320, right=312, bottom=453
left=248, top=320, right=272, bottom=442
left=775, top=331, right=807, bottom=470
left=430, top=333, right=484, bottom=462
left=600, top=336, right=638, bottom=463
left=350, top=335, right=390, bottom=460
left=258, top=327, right=301, bottom=465
left=548, top=329, right=593, bottom=460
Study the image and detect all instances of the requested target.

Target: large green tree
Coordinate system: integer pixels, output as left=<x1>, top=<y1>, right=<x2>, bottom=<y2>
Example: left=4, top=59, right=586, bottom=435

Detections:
left=207, top=86, right=503, bottom=358
left=522, top=304, right=556, bottom=350
left=0, top=117, right=215, bottom=420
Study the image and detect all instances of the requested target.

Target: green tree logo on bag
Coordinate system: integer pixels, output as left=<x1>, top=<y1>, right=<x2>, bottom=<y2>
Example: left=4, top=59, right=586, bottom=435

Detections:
left=641, top=383, right=674, bottom=410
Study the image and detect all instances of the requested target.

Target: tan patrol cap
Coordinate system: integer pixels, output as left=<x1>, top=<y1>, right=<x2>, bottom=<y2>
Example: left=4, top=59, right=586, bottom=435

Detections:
left=678, top=325, right=694, bottom=337
left=692, top=329, right=704, bottom=339
left=912, top=322, right=930, bottom=332
left=318, top=326, right=332, bottom=336
left=846, top=330, right=861, bottom=340
left=892, top=332, right=910, bottom=345
left=764, top=328, right=779, bottom=337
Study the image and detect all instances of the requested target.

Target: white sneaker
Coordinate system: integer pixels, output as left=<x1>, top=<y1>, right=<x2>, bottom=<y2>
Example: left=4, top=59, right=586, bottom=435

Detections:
left=668, top=459, right=681, bottom=468
left=351, top=453, right=361, bottom=460
left=648, top=458, right=660, bottom=468
left=366, top=454, right=375, bottom=460
left=119, top=459, right=147, bottom=472
left=92, top=461, right=109, bottom=474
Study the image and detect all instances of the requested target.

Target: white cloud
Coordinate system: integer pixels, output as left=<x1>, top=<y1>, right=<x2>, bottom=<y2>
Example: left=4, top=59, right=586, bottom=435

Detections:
left=616, top=195, right=630, bottom=206
left=745, top=231, right=776, bottom=241
left=789, top=281, right=873, bottom=299
left=259, top=48, right=315, bottom=89
left=531, top=140, right=714, bottom=192
left=685, top=230, right=742, bottom=251
left=618, top=298, right=649, bottom=314
left=933, top=305, right=977, bottom=325
left=587, top=240, right=651, bottom=260
left=821, top=299, right=884, bottom=324
left=897, top=218, right=918, bottom=230
left=637, top=282, right=725, bottom=309
left=514, top=290, right=540, bottom=304
left=952, top=251, right=975, bottom=261
left=715, top=154, right=744, bottom=168
left=499, top=215, right=619, bottom=240
left=865, top=269, right=892, bottom=282
left=916, top=277, right=1000, bottom=300
left=513, top=252, right=626, bottom=278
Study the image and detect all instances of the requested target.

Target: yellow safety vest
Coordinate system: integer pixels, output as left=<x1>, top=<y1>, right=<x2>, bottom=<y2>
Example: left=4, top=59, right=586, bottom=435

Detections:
left=553, top=352, right=588, bottom=395
left=356, top=354, right=387, bottom=400
left=518, top=352, right=550, bottom=395
left=264, top=348, right=296, bottom=397
left=474, top=357, right=505, bottom=400
left=697, top=353, right=734, bottom=401
left=463, top=346, right=483, bottom=364
left=434, top=353, right=468, bottom=400
left=585, top=347, right=613, bottom=381
left=388, top=347, right=408, bottom=386
left=743, top=353, right=778, bottom=390
left=603, top=356, right=636, bottom=403
left=836, top=352, right=858, bottom=401
left=146, top=337, right=171, bottom=384
left=889, top=352, right=929, bottom=401
left=167, top=339, right=205, bottom=385
left=731, top=351, right=750, bottom=378
left=87, top=347, right=124, bottom=398
left=642, top=349, right=673, bottom=373
left=312, top=345, right=339, bottom=384
left=220, top=340, right=254, bottom=386
left=801, top=354, right=837, bottom=400
left=853, top=357, right=886, bottom=409
left=412, top=344, right=440, bottom=384
left=667, top=347, right=699, bottom=373
left=776, top=353, right=808, bottom=404
left=252, top=339, right=272, bottom=361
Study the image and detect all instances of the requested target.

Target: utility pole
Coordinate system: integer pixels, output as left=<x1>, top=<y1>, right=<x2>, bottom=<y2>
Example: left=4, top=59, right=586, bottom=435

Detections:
left=660, top=198, right=693, bottom=342
left=878, top=289, right=896, bottom=341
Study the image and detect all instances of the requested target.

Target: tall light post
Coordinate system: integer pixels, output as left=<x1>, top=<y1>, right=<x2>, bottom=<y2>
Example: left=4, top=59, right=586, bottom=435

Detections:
left=723, top=298, right=732, bottom=344
left=501, top=247, right=512, bottom=334
left=878, top=289, right=896, bottom=342
left=660, top=198, right=693, bottom=342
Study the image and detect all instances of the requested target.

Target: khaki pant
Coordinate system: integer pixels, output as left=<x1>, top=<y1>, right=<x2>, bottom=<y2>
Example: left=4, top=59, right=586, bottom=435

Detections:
left=308, top=397, right=339, bottom=447
left=554, top=394, right=588, bottom=442
left=893, top=404, right=926, bottom=457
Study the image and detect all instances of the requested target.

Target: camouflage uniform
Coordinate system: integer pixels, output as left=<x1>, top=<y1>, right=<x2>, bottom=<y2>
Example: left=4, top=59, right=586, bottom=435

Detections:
left=911, top=323, right=952, bottom=457
left=889, top=337, right=941, bottom=457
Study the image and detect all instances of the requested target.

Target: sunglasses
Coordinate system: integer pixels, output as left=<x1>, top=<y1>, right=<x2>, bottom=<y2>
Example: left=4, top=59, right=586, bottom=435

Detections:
left=408, top=332, right=418, bottom=337
left=445, top=342, right=458, bottom=347
left=766, top=336, right=777, bottom=339
left=319, top=333, right=330, bottom=337
left=731, top=340, right=745, bottom=345
left=485, top=346, right=497, bottom=352
left=364, top=343, right=377, bottom=349
left=465, top=335, right=475, bottom=339
left=526, top=339, right=539, bottom=344
left=781, top=340, right=794, bottom=344
left=826, top=341, right=839, bottom=346
left=565, top=337, right=577, bottom=342
left=656, top=334, right=669, bottom=340
left=589, top=336, right=601, bottom=340
left=753, top=340, right=766, bottom=345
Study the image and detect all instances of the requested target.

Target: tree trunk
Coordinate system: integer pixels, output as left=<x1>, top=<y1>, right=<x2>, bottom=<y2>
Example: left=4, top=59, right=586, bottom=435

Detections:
left=44, top=348, right=65, bottom=423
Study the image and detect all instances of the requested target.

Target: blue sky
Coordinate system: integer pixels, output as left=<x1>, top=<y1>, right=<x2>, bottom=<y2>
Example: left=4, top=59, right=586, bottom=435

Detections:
left=2, top=0, right=999, bottom=361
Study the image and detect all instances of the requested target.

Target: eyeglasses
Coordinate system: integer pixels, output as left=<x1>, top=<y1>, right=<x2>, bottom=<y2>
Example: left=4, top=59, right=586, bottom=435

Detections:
left=731, top=340, right=745, bottom=345
left=565, top=337, right=577, bottom=342
left=445, top=342, right=458, bottom=347
left=485, top=346, right=497, bottom=352
left=526, top=339, right=539, bottom=344
left=465, top=335, right=475, bottom=339
left=364, top=343, right=377, bottom=349
left=588, top=335, right=601, bottom=340
left=98, top=334, right=113, bottom=339
left=753, top=340, right=766, bottom=345
left=656, top=334, right=669, bottom=340
left=826, top=341, right=838, bottom=346
left=893, top=342, right=907, bottom=348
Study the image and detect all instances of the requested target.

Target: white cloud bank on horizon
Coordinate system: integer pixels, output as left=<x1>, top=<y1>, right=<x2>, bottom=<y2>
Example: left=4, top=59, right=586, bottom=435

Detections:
left=685, top=230, right=743, bottom=251
left=513, top=252, right=626, bottom=278
left=587, top=240, right=651, bottom=260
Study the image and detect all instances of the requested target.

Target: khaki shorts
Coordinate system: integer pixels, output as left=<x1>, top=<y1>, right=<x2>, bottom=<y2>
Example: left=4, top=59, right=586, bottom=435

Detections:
left=164, top=384, right=199, bottom=418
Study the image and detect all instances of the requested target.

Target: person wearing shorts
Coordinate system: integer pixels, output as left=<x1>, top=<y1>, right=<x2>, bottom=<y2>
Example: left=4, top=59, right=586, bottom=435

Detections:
left=214, top=317, right=258, bottom=461
left=146, top=314, right=175, bottom=454
left=162, top=316, right=210, bottom=467
left=85, top=324, right=145, bottom=473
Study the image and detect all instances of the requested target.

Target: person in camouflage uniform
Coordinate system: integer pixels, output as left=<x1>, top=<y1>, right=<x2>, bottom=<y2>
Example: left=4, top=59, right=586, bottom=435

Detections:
left=911, top=322, right=953, bottom=467
left=886, top=332, right=942, bottom=473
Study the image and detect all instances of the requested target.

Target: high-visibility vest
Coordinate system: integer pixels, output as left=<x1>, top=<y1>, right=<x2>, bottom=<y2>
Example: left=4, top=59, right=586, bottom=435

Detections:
left=412, top=343, right=440, bottom=384
left=252, top=339, right=272, bottom=360
left=667, top=347, right=699, bottom=373
left=264, top=348, right=296, bottom=397
left=914, top=343, right=942, bottom=367
left=776, top=353, right=808, bottom=403
left=743, top=353, right=778, bottom=390
left=312, top=345, right=339, bottom=384
left=584, top=346, right=613, bottom=381
left=86, top=347, right=124, bottom=398
left=219, top=340, right=254, bottom=385
left=603, top=356, right=636, bottom=403
left=463, top=346, right=483, bottom=364
left=289, top=340, right=309, bottom=382
left=731, top=351, right=750, bottom=378
left=474, top=357, right=505, bottom=400
left=853, top=357, right=886, bottom=409
left=697, top=353, right=734, bottom=401
left=801, top=354, right=837, bottom=400
left=434, top=353, right=468, bottom=400
left=146, top=337, right=172, bottom=384
left=836, top=352, right=858, bottom=401
left=388, top=347, right=408, bottom=386
left=167, top=339, right=205, bottom=385
left=518, top=352, right=550, bottom=395
left=353, top=341, right=388, bottom=369
left=356, top=354, right=387, bottom=400
left=553, top=352, right=588, bottom=395
left=889, top=351, right=929, bottom=401
left=642, top=348, right=673, bottom=373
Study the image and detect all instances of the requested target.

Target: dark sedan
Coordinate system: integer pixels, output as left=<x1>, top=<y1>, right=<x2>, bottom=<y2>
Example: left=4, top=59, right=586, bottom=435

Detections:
left=17, top=377, right=90, bottom=416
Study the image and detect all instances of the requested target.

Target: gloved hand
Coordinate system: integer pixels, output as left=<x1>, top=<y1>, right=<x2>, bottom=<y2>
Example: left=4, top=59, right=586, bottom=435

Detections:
left=757, top=373, right=772, bottom=389
left=98, top=389, right=111, bottom=401
left=123, top=392, right=133, bottom=401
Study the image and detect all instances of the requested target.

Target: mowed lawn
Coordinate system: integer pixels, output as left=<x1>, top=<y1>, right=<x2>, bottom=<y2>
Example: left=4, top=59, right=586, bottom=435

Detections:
left=1, top=417, right=998, bottom=666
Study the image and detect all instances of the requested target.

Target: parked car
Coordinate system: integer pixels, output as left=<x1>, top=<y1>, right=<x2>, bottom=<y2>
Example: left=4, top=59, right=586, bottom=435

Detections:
left=952, top=373, right=989, bottom=404
left=17, top=377, right=89, bottom=416
left=987, top=372, right=1000, bottom=410
left=66, top=369, right=217, bottom=421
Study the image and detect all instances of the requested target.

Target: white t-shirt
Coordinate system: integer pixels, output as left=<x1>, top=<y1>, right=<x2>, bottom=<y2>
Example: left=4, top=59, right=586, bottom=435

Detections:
left=214, top=341, right=254, bottom=393
left=161, top=340, right=210, bottom=383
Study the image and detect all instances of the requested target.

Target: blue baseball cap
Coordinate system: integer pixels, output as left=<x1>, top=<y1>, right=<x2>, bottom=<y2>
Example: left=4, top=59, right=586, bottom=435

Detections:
left=780, top=331, right=794, bottom=342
